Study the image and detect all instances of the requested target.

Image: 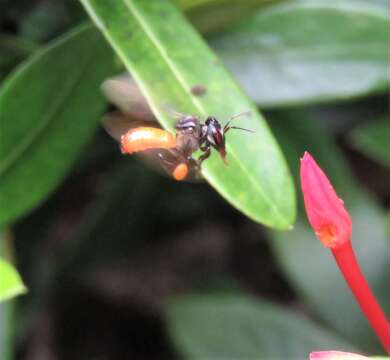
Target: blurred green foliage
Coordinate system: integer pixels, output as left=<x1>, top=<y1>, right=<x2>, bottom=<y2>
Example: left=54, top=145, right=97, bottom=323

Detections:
left=167, top=294, right=358, bottom=358
left=350, top=116, right=390, bottom=167
left=210, top=0, right=390, bottom=107
left=0, top=25, right=116, bottom=228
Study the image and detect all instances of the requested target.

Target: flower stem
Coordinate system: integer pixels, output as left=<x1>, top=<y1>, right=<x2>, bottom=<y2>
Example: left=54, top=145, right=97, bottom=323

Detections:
left=332, top=241, right=390, bottom=353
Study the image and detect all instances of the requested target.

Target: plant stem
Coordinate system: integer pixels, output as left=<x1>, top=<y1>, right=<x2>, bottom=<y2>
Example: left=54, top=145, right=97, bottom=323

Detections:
left=332, top=241, right=390, bottom=354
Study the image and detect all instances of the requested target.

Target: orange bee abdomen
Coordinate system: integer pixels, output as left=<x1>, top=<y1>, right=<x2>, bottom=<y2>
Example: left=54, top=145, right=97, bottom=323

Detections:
left=172, top=163, right=189, bottom=181
left=120, top=127, right=176, bottom=154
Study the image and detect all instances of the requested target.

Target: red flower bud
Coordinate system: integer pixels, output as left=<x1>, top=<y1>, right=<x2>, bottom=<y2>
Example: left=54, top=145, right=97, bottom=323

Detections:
left=300, top=151, right=390, bottom=354
left=300, top=151, right=352, bottom=249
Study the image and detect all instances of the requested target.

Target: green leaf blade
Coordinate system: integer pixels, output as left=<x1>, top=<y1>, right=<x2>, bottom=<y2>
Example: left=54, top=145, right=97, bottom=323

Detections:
left=0, top=25, right=115, bottom=227
left=80, top=0, right=296, bottom=229
left=0, top=259, right=26, bottom=303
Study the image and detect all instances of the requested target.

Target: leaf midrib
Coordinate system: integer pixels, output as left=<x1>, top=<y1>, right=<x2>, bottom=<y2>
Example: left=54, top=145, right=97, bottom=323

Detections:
left=122, top=0, right=289, bottom=225
left=0, top=30, right=99, bottom=177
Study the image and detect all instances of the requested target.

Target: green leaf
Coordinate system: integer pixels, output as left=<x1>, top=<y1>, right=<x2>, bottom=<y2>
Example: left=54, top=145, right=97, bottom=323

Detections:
left=268, top=111, right=390, bottom=352
left=0, top=259, right=26, bottom=303
left=0, top=24, right=115, bottom=227
left=209, top=0, right=390, bottom=107
left=175, top=0, right=279, bottom=34
left=0, top=301, right=14, bottom=360
left=0, top=232, right=21, bottom=359
left=167, top=294, right=358, bottom=359
left=19, top=1, right=74, bottom=43
left=79, top=0, right=296, bottom=229
left=0, top=34, right=38, bottom=80
left=349, top=117, right=390, bottom=167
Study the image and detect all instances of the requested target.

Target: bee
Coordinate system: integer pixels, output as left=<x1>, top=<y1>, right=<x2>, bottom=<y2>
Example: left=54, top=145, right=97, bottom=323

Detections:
left=102, top=111, right=198, bottom=181
left=174, top=111, right=253, bottom=165
left=101, top=75, right=253, bottom=181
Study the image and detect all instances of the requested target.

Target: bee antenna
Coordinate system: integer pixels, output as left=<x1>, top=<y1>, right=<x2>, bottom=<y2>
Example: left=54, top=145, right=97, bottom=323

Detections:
left=224, top=113, right=253, bottom=133
left=230, top=110, right=251, bottom=121
left=224, top=111, right=252, bottom=132
left=228, top=126, right=255, bottom=133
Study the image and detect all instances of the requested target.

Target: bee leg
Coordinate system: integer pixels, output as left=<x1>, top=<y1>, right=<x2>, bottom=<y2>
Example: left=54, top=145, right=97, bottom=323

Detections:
left=197, top=147, right=211, bottom=165
left=157, top=151, right=177, bottom=167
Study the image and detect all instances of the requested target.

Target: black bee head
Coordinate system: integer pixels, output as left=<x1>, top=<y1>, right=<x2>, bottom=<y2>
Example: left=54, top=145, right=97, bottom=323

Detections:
left=205, top=116, right=226, bottom=160
left=175, top=116, right=200, bottom=133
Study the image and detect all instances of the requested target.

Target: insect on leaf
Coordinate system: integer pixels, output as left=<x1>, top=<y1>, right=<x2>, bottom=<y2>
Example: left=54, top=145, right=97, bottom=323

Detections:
left=79, top=0, right=296, bottom=229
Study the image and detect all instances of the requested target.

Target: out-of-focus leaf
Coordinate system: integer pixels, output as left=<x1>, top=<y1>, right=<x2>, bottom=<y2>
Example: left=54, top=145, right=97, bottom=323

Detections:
left=0, top=232, right=26, bottom=304
left=0, top=302, right=14, bottom=360
left=0, top=233, right=18, bottom=360
left=50, top=161, right=162, bottom=273
left=0, top=259, right=26, bottom=302
left=0, top=34, right=38, bottom=80
left=268, top=111, right=390, bottom=353
left=175, top=0, right=279, bottom=34
left=0, top=24, right=115, bottom=228
left=269, top=111, right=360, bottom=203
left=210, top=0, right=390, bottom=107
left=20, top=1, right=73, bottom=42
left=79, top=0, right=296, bottom=229
left=349, top=117, right=390, bottom=167
left=167, top=294, right=358, bottom=359
left=175, top=0, right=274, bottom=11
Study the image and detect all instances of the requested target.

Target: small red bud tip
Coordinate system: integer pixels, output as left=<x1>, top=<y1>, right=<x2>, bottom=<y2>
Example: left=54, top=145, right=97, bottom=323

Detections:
left=300, top=152, right=352, bottom=249
left=309, top=351, right=369, bottom=360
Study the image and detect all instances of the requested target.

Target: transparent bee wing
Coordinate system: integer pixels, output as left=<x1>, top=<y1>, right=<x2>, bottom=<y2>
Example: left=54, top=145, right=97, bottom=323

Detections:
left=102, top=111, right=157, bottom=142
left=101, top=74, right=197, bottom=126
left=163, top=104, right=191, bottom=122
left=101, top=74, right=154, bottom=118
